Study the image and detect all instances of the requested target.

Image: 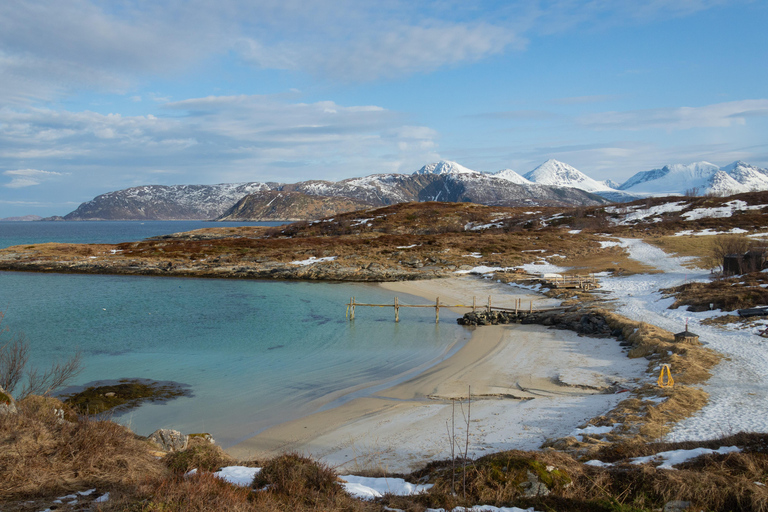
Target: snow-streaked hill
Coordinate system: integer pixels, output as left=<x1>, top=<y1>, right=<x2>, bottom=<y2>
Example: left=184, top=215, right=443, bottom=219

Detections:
left=619, top=161, right=768, bottom=196
left=413, top=160, right=480, bottom=176
left=64, top=183, right=269, bottom=220
left=60, top=158, right=768, bottom=221
left=521, top=159, right=638, bottom=202
left=523, top=159, right=615, bottom=193
left=492, top=168, right=532, bottom=185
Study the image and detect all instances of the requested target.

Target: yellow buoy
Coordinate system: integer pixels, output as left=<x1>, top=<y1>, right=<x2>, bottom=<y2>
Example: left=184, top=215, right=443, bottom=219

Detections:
left=657, top=364, right=674, bottom=388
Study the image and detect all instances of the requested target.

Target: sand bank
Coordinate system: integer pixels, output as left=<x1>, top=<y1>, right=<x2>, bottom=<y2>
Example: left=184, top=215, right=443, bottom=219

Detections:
left=228, top=276, right=647, bottom=472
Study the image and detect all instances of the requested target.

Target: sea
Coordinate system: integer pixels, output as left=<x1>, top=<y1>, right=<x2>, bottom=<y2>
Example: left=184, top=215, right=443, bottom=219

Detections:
left=0, top=221, right=469, bottom=447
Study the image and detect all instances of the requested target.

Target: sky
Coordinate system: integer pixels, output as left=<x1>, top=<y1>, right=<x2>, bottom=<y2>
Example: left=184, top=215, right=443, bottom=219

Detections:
left=1, top=0, right=767, bottom=218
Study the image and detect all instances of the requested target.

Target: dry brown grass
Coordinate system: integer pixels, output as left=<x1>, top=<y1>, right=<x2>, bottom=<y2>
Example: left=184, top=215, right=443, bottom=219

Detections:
left=543, top=309, right=721, bottom=455
left=0, top=395, right=164, bottom=501
left=102, top=472, right=257, bottom=512
left=164, top=437, right=236, bottom=474
left=664, top=274, right=768, bottom=312
left=645, top=234, right=721, bottom=269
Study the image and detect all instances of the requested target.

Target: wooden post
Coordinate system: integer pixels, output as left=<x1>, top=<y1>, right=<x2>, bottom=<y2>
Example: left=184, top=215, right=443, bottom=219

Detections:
left=515, top=298, right=518, bottom=315
left=395, top=296, right=399, bottom=322
left=435, top=297, right=440, bottom=323
left=472, top=296, right=476, bottom=312
left=350, top=297, right=355, bottom=320
left=487, top=296, right=492, bottom=314
left=529, top=300, right=533, bottom=313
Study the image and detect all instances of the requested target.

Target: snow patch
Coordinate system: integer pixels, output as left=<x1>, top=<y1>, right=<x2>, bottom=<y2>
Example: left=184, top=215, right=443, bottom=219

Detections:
left=290, top=256, right=337, bottom=266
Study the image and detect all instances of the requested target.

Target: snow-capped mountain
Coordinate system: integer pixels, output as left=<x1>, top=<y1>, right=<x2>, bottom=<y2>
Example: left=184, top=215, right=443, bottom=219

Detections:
left=492, top=169, right=532, bottom=185
left=521, top=159, right=638, bottom=202
left=64, top=183, right=269, bottom=220
left=62, top=161, right=608, bottom=220
left=523, top=159, right=615, bottom=193
left=619, top=161, right=768, bottom=196
left=413, top=161, right=480, bottom=176
left=60, top=157, right=768, bottom=221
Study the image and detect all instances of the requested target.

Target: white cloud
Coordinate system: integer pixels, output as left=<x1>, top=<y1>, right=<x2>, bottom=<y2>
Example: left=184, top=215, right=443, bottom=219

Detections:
left=579, top=100, right=768, bottom=131
left=240, top=22, right=521, bottom=80
left=3, top=169, right=67, bottom=188
left=0, top=0, right=748, bottom=103
left=0, top=95, right=439, bottom=189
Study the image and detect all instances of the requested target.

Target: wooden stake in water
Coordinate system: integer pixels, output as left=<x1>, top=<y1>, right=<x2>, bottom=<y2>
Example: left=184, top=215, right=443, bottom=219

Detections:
left=394, top=296, right=399, bottom=323
left=435, top=296, right=440, bottom=323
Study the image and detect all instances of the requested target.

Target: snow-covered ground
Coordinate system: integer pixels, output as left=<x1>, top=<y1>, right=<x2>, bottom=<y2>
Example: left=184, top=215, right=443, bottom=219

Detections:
left=600, top=239, right=768, bottom=441
left=212, top=466, right=536, bottom=511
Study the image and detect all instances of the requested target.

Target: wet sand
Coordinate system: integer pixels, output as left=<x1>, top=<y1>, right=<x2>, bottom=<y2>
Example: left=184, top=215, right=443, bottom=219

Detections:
left=228, top=276, right=646, bottom=472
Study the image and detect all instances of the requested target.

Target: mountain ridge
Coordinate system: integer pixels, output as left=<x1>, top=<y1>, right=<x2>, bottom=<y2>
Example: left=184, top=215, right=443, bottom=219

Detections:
left=58, top=159, right=768, bottom=221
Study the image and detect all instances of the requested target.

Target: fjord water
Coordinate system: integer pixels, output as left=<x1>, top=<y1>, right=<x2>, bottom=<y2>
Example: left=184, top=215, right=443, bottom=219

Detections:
left=0, top=220, right=282, bottom=249
left=0, top=271, right=467, bottom=447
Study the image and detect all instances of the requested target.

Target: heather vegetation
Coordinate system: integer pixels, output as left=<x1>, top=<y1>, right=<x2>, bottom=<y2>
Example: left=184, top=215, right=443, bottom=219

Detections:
left=3, top=398, right=768, bottom=511
left=3, top=193, right=768, bottom=509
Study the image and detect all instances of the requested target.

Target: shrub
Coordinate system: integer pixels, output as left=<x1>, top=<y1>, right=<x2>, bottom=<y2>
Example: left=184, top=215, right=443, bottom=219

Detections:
left=165, top=439, right=235, bottom=474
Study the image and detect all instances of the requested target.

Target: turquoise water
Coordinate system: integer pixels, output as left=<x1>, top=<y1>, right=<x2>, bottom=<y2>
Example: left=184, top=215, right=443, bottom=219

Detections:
left=0, top=220, right=284, bottom=249
left=0, top=271, right=468, bottom=447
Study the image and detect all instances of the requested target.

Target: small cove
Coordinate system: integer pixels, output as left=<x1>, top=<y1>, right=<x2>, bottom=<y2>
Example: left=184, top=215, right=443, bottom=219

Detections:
left=0, top=270, right=469, bottom=447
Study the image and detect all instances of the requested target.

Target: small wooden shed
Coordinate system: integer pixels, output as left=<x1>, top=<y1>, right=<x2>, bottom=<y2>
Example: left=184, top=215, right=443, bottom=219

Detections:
left=674, top=328, right=700, bottom=344
left=723, top=248, right=768, bottom=276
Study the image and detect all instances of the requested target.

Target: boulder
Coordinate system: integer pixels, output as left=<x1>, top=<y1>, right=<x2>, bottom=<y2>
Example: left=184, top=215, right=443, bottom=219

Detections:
left=148, top=429, right=189, bottom=452
left=0, top=385, right=17, bottom=415
left=664, top=501, right=692, bottom=512
left=520, top=470, right=551, bottom=497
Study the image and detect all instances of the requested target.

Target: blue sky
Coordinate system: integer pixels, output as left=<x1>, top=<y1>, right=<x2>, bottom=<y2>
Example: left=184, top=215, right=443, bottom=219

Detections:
left=1, top=0, right=767, bottom=217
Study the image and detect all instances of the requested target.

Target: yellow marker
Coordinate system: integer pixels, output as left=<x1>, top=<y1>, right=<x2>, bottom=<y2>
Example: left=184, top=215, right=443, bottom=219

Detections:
left=657, top=364, right=674, bottom=388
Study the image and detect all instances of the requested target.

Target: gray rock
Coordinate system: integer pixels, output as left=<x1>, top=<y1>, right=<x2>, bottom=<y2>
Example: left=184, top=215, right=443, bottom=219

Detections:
left=148, top=429, right=189, bottom=452
left=663, top=501, right=692, bottom=512
left=520, top=470, right=550, bottom=497
left=0, top=385, right=17, bottom=415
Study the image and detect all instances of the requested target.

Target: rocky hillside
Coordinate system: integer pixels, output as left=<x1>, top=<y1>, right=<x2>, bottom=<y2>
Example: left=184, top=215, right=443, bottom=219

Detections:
left=59, top=172, right=609, bottom=221
left=63, top=183, right=269, bottom=220
left=217, top=191, right=372, bottom=221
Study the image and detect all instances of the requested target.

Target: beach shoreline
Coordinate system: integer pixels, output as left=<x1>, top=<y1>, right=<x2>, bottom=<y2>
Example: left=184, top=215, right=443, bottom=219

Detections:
left=227, top=276, right=647, bottom=472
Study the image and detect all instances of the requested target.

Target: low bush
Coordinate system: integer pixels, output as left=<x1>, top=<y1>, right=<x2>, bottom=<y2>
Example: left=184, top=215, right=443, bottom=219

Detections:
left=165, top=438, right=235, bottom=474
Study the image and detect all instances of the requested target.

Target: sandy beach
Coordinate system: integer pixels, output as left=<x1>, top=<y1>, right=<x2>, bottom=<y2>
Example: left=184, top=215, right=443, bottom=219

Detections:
left=228, top=275, right=647, bottom=472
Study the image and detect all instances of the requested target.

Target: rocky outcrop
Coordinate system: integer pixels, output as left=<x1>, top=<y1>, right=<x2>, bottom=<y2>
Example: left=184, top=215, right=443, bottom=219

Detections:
left=458, top=309, right=621, bottom=338
left=148, top=429, right=189, bottom=452
left=0, top=385, right=17, bottom=415
left=0, top=254, right=445, bottom=282
left=217, top=190, right=372, bottom=221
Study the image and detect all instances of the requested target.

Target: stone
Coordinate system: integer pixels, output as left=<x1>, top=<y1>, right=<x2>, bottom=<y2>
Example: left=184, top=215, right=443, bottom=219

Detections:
left=520, top=470, right=550, bottom=497
left=663, top=500, right=692, bottom=512
left=0, top=385, right=17, bottom=415
left=148, top=429, right=189, bottom=452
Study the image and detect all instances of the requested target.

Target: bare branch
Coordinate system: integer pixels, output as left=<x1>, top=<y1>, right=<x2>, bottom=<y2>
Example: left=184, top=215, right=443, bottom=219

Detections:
left=0, top=333, right=30, bottom=394
left=19, top=351, right=82, bottom=399
left=0, top=311, right=82, bottom=400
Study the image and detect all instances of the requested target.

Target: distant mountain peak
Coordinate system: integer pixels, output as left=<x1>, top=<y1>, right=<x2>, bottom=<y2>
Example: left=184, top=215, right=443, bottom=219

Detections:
left=619, top=161, right=768, bottom=196
left=492, top=168, right=531, bottom=185
left=413, top=160, right=479, bottom=176
left=523, top=159, right=615, bottom=193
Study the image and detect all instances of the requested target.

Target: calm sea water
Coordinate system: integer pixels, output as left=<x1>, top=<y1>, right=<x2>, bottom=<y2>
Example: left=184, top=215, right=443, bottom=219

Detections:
left=0, top=220, right=283, bottom=249
left=0, top=223, right=468, bottom=447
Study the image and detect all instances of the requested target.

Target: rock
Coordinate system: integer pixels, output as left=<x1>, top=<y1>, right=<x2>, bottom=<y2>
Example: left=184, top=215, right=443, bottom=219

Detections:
left=520, top=470, right=551, bottom=497
left=0, top=385, right=17, bottom=415
left=663, top=500, right=692, bottom=512
left=188, top=432, right=215, bottom=444
left=148, top=429, right=189, bottom=452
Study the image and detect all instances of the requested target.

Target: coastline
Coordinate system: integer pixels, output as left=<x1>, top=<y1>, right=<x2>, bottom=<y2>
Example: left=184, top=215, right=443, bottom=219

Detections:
left=227, top=276, right=647, bottom=472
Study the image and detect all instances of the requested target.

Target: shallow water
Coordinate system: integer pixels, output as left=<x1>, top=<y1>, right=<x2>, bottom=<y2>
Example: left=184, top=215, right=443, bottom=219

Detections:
left=0, top=271, right=468, bottom=446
